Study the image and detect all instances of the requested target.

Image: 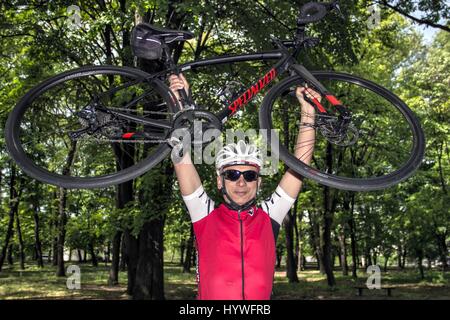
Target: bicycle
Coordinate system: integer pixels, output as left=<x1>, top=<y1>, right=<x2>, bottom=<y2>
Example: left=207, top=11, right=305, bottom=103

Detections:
left=5, top=1, right=425, bottom=191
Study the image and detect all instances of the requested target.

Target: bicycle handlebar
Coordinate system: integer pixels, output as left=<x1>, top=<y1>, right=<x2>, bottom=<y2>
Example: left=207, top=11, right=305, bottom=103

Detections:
left=297, top=1, right=342, bottom=25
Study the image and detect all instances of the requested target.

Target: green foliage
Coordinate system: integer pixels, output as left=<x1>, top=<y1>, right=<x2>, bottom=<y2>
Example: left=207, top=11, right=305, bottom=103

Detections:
left=0, top=0, right=448, bottom=297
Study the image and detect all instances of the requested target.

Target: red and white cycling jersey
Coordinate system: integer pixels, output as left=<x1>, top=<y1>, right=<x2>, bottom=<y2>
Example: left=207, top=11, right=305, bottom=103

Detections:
left=182, top=185, right=296, bottom=300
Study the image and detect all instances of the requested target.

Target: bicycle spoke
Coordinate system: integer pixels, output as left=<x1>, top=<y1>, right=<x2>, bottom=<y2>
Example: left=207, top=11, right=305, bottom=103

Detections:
left=21, top=122, right=80, bottom=147
left=267, top=73, right=418, bottom=183
left=11, top=66, right=177, bottom=183
left=295, top=142, right=316, bottom=162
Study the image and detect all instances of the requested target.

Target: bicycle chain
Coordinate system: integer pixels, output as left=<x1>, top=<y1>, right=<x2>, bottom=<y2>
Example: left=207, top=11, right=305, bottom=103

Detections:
left=72, top=135, right=169, bottom=144
left=72, top=106, right=175, bottom=144
left=71, top=110, right=345, bottom=144
left=106, top=107, right=175, bottom=116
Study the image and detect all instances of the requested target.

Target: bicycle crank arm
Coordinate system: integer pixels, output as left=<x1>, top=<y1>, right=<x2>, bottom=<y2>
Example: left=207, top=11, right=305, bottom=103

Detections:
left=170, top=109, right=222, bottom=146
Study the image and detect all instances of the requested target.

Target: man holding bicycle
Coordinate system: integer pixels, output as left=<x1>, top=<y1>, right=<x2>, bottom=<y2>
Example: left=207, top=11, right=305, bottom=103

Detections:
left=168, top=74, right=318, bottom=300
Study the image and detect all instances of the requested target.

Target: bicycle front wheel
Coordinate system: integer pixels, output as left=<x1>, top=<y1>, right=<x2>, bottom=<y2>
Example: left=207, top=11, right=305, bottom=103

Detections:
left=259, top=72, right=425, bottom=191
left=5, top=65, right=179, bottom=189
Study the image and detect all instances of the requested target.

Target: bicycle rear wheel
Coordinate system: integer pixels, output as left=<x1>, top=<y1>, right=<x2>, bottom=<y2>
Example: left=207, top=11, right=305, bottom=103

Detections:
left=5, top=65, right=179, bottom=189
left=259, top=72, right=425, bottom=191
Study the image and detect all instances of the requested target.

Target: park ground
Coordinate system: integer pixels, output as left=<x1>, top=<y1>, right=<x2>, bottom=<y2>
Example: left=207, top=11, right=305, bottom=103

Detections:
left=0, top=262, right=448, bottom=300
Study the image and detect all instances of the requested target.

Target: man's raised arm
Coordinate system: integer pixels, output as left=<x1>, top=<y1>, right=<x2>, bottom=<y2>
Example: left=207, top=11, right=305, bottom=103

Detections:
left=169, top=74, right=202, bottom=196
left=278, top=86, right=319, bottom=199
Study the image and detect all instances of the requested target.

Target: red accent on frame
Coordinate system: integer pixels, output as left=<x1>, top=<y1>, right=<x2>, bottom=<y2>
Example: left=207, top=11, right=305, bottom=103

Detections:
left=325, top=95, right=342, bottom=106
left=122, top=132, right=135, bottom=139
left=312, top=98, right=327, bottom=113
left=227, top=68, right=277, bottom=114
left=303, top=88, right=327, bottom=113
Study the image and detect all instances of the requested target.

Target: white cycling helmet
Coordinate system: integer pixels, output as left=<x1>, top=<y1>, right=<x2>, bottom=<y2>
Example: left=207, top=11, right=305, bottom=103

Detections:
left=215, top=140, right=263, bottom=172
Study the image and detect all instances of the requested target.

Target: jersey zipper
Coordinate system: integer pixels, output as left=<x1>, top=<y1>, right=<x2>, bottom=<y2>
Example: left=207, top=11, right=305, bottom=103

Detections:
left=238, top=209, right=245, bottom=300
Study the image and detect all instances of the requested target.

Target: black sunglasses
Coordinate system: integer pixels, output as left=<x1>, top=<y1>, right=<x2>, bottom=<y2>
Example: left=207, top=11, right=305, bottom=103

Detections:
left=222, top=169, right=259, bottom=182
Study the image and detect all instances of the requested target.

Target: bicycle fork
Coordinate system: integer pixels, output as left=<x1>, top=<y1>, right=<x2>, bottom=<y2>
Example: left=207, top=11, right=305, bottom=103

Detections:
left=291, top=64, right=352, bottom=132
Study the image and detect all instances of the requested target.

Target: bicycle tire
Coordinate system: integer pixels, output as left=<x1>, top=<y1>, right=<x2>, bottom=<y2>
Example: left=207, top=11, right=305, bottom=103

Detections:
left=5, top=65, right=179, bottom=189
left=259, top=71, right=425, bottom=191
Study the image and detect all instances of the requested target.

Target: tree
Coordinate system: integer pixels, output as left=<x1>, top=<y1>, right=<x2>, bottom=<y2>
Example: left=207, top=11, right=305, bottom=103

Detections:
left=373, top=0, right=450, bottom=33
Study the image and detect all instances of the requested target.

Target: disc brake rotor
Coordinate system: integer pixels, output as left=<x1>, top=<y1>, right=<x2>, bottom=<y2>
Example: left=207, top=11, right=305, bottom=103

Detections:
left=320, top=122, right=359, bottom=146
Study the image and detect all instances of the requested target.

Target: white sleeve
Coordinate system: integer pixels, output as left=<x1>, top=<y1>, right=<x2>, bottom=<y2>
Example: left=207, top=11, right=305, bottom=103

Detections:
left=182, top=185, right=214, bottom=223
left=260, top=185, right=296, bottom=225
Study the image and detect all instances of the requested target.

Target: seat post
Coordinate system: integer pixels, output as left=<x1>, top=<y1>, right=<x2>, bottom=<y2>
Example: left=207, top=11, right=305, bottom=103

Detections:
left=161, top=40, right=193, bottom=106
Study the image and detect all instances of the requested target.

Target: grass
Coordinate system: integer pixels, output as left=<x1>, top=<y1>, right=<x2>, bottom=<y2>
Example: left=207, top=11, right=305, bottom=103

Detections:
left=0, top=261, right=448, bottom=300
left=272, top=267, right=450, bottom=300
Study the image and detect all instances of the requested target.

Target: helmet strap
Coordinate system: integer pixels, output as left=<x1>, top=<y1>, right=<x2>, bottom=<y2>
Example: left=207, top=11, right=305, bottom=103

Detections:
left=220, top=176, right=259, bottom=212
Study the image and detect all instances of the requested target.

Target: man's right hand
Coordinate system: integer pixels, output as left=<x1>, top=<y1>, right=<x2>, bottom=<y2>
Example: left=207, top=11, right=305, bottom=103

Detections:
left=169, top=73, right=190, bottom=104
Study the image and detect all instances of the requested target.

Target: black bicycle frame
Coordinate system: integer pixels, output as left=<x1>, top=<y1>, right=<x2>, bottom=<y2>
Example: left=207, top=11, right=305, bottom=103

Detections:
left=175, top=46, right=346, bottom=124
left=177, top=49, right=288, bottom=122
left=108, top=43, right=346, bottom=133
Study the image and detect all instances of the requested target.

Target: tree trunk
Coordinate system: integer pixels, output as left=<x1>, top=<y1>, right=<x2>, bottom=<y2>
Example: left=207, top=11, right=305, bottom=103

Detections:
left=296, top=211, right=304, bottom=271
left=349, top=200, right=358, bottom=278
left=338, top=227, right=348, bottom=276
left=179, top=240, right=186, bottom=266
left=132, top=158, right=174, bottom=299
left=123, top=228, right=139, bottom=295
left=56, top=140, right=77, bottom=277
left=52, top=237, right=58, bottom=266
left=309, top=212, right=325, bottom=273
left=364, top=250, right=372, bottom=268
left=183, top=226, right=194, bottom=273
left=88, top=241, right=98, bottom=267
left=372, top=250, right=378, bottom=266
left=384, top=255, right=390, bottom=272
left=191, top=246, right=196, bottom=267
left=0, top=208, right=14, bottom=271
left=436, top=233, right=449, bottom=272
left=111, top=105, right=137, bottom=289
left=397, top=244, right=403, bottom=269
left=0, top=163, right=20, bottom=272
left=112, top=142, right=135, bottom=292
left=51, top=189, right=58, bottom=266
left=276, top=246, right=283, bottom=269
left=402, top=248, right=407, bottom=269
left=56, top=186, right=68, bottom=277
left=108, top=231, right=122, bottom=285
left=14, top=206, right=26, bottom=270
left=284, top=208, right=299, bottom=283
left=321, top=201, right=336, bottom=286
left=7, top=245, right=13, bottom=265
left=32, top=194, right=44, bottom=268
left=425, top=256, right=432, bottom=270
left=77, top=249, right=82, bottom=262
left=281, top=93, right=299, bottom=283
left=417, top=249, right=425, bottom=280
left=322, top=142, right=337, bottom=287
left=106, top=241, right=111, bottom=265
left=132, top=218, right=165, bottom=300
left=109, top=0, right=137, bottom=290
left=129, top=3, right=184, bottom=297
left=120, top=232, right=127, bottom=271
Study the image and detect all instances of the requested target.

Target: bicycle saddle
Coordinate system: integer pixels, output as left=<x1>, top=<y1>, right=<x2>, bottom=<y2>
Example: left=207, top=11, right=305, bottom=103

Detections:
left=134, top=23, right=194, bottom=43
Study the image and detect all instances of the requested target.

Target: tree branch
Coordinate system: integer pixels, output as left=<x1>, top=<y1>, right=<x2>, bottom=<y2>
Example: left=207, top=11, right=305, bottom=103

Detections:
left=252, top=0, right=293, bottom=31
left=378, top=0, right=450, bottom=33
